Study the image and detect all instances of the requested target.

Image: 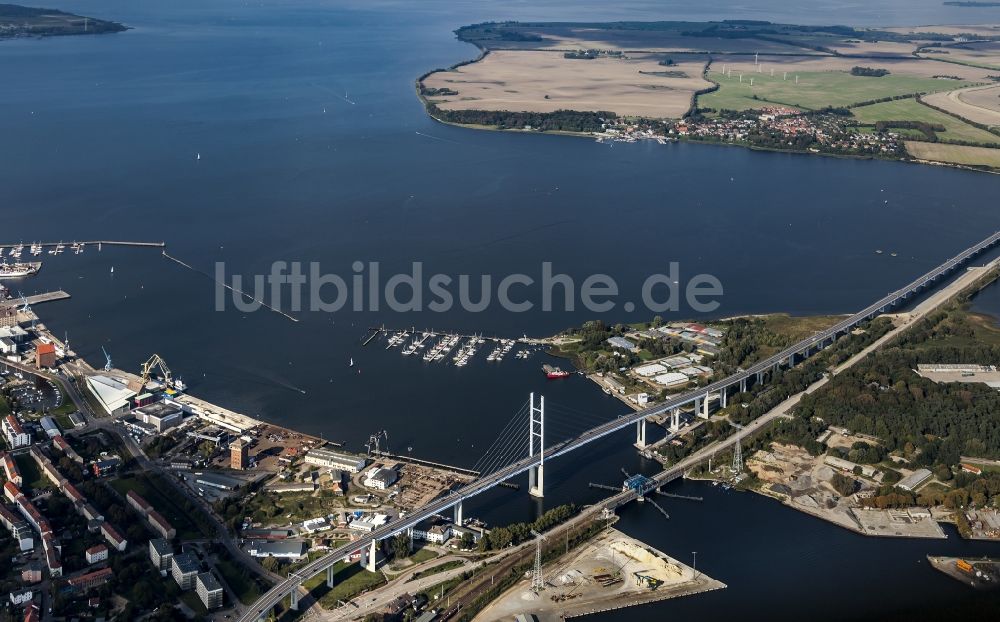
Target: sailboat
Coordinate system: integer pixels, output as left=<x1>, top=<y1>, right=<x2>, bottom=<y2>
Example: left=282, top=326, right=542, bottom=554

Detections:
left=196, top=153, right=201, bottom=161
left=349, top=357, right=354, bottom=367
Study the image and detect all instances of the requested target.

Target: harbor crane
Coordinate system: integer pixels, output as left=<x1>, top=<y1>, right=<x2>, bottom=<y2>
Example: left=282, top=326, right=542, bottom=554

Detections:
left=102, top=346, right=112, bottom=372
left=366, top=430, right=389, bottom=456
left=140, top=353, right=172, bottom=388
left=18, top=293, right=36, bottom=329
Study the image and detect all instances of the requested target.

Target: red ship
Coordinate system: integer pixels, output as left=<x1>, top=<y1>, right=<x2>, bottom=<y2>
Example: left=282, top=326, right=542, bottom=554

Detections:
left=543, top=364, right=570, bottom=379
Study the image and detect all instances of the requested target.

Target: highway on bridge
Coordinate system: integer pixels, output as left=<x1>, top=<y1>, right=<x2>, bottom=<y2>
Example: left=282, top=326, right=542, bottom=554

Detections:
left=240, top=230, right=1000, bottom=621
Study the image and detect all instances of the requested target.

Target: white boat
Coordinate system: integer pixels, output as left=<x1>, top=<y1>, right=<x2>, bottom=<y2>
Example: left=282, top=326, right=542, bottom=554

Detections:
left=0, top=262, right=41, bottom=279
left=349, top=357, right=354, bottom=367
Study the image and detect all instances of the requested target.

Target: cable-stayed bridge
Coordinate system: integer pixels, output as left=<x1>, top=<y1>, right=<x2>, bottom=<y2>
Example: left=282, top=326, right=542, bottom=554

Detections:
left=239, top=230, right=1000, bottom=621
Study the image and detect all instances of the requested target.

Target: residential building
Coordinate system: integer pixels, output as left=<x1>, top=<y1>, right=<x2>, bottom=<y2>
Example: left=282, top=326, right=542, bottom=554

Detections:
left=126, top=490, right=153, bottom=516
left=303, top=447, right=368, bottom=473
left=9, top=589, right=32, bottom=606
left=51, top=435, right=83, bottom=463
left=21, top=563, right=42, bottom=584
left=196, top=572, right=224, bottom=609
left=86, top=544, right=109, bottom=565
left=92, top=457, right=121, bottom=477
left=100, top=522, right=127, bottom=551
left=171, top=552, right=200, bottom=590
left=67, top=568, right=113, bottom=592
left=2, top=415, right=30, bottom=448
left=1, top=453, right=22, bottom=486
left=147, top=510, right=176, bottom=539
left=149, top=538, right=174, bottom=571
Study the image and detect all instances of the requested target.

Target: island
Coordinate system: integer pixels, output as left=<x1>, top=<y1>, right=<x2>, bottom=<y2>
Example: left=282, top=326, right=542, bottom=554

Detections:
left=418, top=20, right=1000, bottom=171
left=0, top=4, right=126, bottom=38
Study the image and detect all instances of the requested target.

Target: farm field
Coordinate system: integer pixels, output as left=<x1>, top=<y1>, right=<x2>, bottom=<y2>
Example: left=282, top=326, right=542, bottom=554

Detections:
left=923, top=84, right=1000, bottom=128
left=851, top=98, right=1000, bottom=144
left=423, top=50, right=711, bottom=118
left=906, top=141, right=1000, bottom=167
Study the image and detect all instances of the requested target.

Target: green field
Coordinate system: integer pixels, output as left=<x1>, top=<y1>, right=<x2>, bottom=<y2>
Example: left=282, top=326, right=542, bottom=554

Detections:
left=852, top=98, right=1000, bottom=145
left=700, top=70, right=976, bottom=112
left=14, top=454, right=52, bottom=492
left=215, top=558, right=267, bottom=605
left=302, top=561, right=385, bottom=607
left=110, top=473, right=213, bottom=539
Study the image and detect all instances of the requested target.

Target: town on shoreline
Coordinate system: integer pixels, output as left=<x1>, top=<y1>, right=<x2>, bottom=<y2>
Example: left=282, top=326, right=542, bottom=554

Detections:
left=417, top=20, right=1000, bottom=172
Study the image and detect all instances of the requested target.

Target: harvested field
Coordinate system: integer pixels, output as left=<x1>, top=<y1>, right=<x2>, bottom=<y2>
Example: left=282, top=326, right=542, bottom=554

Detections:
left=422, top=50, right=711, bottom=118
left=906, top=141, right=1000, bottom=167
left=917, top=40, right=1000, bottom=70
left=923, top=84, right=1000, bottom=128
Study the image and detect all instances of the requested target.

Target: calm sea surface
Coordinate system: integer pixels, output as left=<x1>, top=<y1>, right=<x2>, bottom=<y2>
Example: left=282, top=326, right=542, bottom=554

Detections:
left=4, top=1, right=1000, bottom=618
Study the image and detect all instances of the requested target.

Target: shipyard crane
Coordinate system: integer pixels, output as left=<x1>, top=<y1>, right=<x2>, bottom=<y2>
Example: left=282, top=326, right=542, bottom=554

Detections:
left=140, top=353, right=172, bottom=388
left=102, top=346, right=113, bottom=372
left=18, top=292, right=36, bottom=329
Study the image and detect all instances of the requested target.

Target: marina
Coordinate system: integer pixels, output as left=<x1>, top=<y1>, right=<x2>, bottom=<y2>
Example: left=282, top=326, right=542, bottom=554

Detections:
left=363, top=326, right=550, bottom=369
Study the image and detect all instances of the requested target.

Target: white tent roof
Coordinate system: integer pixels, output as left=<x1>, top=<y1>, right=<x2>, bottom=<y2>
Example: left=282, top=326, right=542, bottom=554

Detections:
left=86, top=375, right=136, bottom=414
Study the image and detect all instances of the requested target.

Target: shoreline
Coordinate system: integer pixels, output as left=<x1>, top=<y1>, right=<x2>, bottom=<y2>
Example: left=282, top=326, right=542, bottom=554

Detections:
left=415, top=23, right=1000, bottom=174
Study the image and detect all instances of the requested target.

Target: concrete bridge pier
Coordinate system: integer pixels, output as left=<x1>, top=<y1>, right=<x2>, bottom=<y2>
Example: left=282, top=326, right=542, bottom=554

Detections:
left=739, top=378, right=746, bottom=393
left=366, top=539, right=378, bottom=573
left=756, top=371, right=764, bottom=385
left=720, top=387, right=728, bottom=409
left=454, top=500, right=464, bottom=527
left=635, top=418, right=647, bottom=449
left=529, top=464, right=545, bottom=498
left=406, top=528, right=415, bottom=554
left=289, top=586, right=300, bottom=611
left=327, top=564, right=336, bottom=589
left=670, top=408, right=681, bottom=432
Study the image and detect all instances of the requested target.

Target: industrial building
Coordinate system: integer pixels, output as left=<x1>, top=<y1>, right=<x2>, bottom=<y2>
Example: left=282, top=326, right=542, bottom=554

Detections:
left=363, top=467, right=398, bottom=490
left=897, top=468, right=933, bottom=492
left=230, top=438, right=249, bottom=470
left=34, top=342, right=55, bottom=368
left=304, top=447, right=368, bottom=472
left=85, top=375, right=136, bottom=416
left=132, top=401, right=183, bottom=432
left=245, top=539, right=307, bottom=559
left=196, top=572, right=224, bottom=609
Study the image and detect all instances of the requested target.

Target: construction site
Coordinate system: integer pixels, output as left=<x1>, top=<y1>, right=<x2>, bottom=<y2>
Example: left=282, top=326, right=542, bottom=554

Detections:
left=476, top=528, right=725, bottom=622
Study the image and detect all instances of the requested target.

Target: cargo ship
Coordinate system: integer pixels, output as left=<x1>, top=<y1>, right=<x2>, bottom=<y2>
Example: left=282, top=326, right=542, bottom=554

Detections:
left=0, top=262, right=41, bottom=279
left=543, top=364, right=570, bottom=379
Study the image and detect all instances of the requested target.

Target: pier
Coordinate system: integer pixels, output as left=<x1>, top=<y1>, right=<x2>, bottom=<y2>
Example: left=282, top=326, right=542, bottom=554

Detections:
left=370, top=451, right=480, bottom=477
left=0, top=240, right=165, bottom=249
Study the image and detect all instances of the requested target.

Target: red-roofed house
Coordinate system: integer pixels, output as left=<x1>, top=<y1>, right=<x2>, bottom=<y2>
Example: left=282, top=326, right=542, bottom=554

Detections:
left=147, top=510, right=176, bottom=539
left=85, top=544, right=109, bottom=565
left=1, top=453, right=22, bottom=486
left=126, top=490, right=152, bottom=515
left=100, top=522, right=126, bottom=551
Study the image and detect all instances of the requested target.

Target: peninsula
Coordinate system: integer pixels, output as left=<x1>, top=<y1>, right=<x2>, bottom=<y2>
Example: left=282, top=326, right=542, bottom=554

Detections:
left=0, top=4, right=126, bottom=38
left=419, top=20, right=1000, bottom=170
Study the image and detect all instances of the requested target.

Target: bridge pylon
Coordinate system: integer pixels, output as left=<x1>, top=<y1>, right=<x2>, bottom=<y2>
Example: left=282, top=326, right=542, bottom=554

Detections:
left=528, top=393, right=545, bottom=498
left=635, top=418, right=647, bottom=449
